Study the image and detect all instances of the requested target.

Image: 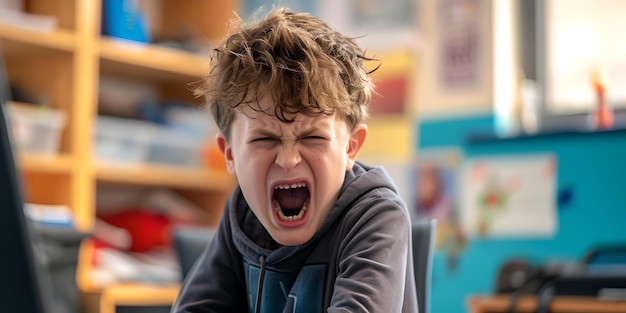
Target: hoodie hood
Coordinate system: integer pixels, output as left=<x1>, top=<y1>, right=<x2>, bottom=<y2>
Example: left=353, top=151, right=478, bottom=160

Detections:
left=228, top=161, right=399, bottom=269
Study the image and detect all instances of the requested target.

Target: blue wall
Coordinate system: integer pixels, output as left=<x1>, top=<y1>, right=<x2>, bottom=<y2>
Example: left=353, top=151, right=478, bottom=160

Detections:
left=418, top=114, right=626, bottom=313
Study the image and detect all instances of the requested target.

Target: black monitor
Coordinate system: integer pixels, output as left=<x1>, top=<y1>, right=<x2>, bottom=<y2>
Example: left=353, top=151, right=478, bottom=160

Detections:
left=0, top=43, right=56, bottom=313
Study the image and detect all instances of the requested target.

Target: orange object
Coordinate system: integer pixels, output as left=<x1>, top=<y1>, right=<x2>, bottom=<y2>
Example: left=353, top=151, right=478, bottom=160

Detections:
left=202, top=143, right=227, bottom=171
left=592, top=68, right=614, bottom=129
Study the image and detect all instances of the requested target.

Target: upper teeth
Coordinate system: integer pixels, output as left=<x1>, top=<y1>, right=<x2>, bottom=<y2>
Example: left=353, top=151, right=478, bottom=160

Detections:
left=275, top=182, right=307, bottom=189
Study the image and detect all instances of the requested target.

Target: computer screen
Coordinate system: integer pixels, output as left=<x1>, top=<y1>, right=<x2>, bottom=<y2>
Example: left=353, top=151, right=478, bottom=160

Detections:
left=0, top=43, right=55, bottom=313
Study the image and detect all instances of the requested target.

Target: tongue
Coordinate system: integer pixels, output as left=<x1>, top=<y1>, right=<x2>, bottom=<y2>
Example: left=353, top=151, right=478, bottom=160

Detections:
left=274, top=187, right=308, bottom=210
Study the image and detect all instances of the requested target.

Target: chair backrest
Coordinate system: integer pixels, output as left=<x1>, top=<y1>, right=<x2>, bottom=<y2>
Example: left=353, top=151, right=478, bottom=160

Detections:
left=412, top=219, right=437, bottom=313
left=172, top=226, right=215, bottom=279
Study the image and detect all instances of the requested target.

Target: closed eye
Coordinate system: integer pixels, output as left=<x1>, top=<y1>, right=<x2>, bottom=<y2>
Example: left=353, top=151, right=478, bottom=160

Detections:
left=300, top=136, right=327, bottom=142
left=250, top=137, right=279, bottom=143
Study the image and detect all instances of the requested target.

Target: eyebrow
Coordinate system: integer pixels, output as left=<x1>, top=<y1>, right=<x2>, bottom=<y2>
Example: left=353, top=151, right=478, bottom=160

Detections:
left=249, top=129, right=279, bottom=138
left=248, top=125, right=329, bottom=138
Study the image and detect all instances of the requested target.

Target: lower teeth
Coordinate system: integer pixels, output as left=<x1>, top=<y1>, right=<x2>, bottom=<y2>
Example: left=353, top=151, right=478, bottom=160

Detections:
left=274, top=200, right=308, bottom=221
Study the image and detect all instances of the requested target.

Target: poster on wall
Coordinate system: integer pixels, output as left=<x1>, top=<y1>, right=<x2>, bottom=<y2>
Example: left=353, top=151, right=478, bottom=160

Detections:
left=437, top=0, right=484, bottom=91
left=460, top=153, right=558, bottom=238
left=412, top=148, right=467, bottom=272
left=412, top=148, right=461, bottom=221
left=367, top=49, right=417, bottom=116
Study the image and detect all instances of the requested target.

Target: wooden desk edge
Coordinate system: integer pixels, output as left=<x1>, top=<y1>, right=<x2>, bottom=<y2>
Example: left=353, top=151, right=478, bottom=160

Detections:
left=99, top=283, right=181, bottom=313
left=468, top=294, right=626, bottom=313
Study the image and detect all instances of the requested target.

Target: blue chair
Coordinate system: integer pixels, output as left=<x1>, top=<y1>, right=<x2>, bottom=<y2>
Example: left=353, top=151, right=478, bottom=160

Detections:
left=412, top=219, right=437, bottom=313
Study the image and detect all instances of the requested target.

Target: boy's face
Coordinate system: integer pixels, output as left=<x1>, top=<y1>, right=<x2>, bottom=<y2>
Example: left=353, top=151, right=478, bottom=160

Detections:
left=217, top=95, right=367, bottom=246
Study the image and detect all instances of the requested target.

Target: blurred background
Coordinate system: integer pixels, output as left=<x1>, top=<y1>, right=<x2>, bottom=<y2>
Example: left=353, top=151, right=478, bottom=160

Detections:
left=1, top=0, right=626, bottom=312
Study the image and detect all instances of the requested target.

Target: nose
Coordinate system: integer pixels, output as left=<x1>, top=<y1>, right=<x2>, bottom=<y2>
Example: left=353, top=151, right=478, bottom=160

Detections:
left=275, top=141, right=301, bottom=171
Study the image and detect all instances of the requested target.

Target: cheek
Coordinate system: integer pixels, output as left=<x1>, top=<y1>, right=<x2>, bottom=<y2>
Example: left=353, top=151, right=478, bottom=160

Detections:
left=304, top=149, right=339, bottom=170
left=237, top=150, right=277, bottom=182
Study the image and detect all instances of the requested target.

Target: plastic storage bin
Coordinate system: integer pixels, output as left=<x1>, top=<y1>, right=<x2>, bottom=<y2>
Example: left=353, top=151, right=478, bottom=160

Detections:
left=5, top=102, right=66, bottom=155
left=94, top=115, right=155, bottom=164
left=147, top=125, right=203, bottom=167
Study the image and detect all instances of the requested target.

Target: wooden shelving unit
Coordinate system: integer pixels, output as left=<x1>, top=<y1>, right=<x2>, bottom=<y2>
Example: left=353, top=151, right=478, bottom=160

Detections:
left=1, top=0, right=238, bottom=228
left=95, top=162, right=234, bottom=191
left=19, top=153, right=74, bottom=174
left=99, top=38, right=209, bottom=78
left=0, top=0, right=239, bottom=312
left=0, top=24, right=75, bottom=51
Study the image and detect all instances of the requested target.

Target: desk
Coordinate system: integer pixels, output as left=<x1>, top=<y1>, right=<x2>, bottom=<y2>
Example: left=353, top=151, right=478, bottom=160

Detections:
left=468, top=294, right=626, bottom=313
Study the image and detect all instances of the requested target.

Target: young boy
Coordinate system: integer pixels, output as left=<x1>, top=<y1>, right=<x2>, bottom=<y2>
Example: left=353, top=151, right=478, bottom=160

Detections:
left=172, top=7, right=417, bottom=313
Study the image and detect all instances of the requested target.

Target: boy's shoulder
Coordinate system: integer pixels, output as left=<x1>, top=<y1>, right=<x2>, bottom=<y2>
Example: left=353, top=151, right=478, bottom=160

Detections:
left=340, top=165, right=409, bottom=221
left=341, top=162, right=401, bottom=202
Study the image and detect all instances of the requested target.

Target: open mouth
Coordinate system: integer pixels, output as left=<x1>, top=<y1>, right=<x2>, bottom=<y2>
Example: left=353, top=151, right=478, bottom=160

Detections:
left=272, top=182, right=310, bottom=222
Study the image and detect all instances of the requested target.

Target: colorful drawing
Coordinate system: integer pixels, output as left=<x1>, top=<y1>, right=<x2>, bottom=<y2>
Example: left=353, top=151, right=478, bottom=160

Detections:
left=461, top=154, right=557, bottom=238
left=475, top=173, right=518, bottom=236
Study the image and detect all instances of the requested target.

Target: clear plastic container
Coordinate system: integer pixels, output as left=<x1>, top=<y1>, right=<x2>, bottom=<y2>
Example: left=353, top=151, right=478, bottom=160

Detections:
left=94, top=115, right=155, bottom=164
left=5, top=102, right=66, bottom=155
left=147, top=125, right=203, bottom=167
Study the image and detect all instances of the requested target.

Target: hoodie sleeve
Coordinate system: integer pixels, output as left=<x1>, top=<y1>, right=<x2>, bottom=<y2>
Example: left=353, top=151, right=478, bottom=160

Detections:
left=171, top=210, right=248, bottom=313
left=328, top=189, right=417, bottom=313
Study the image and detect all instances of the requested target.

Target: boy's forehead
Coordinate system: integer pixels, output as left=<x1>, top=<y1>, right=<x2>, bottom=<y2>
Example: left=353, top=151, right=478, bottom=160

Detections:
left=235, top=106, right=331, bottom=127
left=236, top=94, right=314, bottom=123
left=231, top=93, right=348, bottom=131
left=232, top=107, right=346, bottom=135
left=237, top=96, right=283, bottom=118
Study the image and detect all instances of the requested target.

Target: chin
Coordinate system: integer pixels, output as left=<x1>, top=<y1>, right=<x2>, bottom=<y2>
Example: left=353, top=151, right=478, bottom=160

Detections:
left=272, top=231, right=314, bottom=246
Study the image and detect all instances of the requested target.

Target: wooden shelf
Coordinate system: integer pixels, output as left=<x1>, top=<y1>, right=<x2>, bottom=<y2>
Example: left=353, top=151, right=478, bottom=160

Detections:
left=81, top=282, right=180, bottom=313
left=19, top=153, right=73, bottom=174
left=101, top=283, right=180, bottom=304
left=99, top=38, right=209, bottom=79
left=78, top=240, right=180, bottom=313
left=95, top=162, right=234, bottom=191
left=0, top=23, right=74, bottom=51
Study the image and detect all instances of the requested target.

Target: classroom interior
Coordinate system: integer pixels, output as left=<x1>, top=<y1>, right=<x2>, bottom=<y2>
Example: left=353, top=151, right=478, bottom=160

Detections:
left=1, top=0, right=626, bottom=312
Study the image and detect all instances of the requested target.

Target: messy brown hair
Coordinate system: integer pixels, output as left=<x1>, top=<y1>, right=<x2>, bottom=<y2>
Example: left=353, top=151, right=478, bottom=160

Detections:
left=193, top=7, right=377, bottom=140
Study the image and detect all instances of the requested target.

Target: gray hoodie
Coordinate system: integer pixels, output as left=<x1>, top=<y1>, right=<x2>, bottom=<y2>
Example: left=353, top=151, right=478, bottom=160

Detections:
left=172, top=162, right=418, bottom=313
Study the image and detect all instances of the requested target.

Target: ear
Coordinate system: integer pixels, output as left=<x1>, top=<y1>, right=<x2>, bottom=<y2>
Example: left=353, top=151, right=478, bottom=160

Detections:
left=346, top=123, right=368, bottom=171
left=216, top=132, right=236, bottom=175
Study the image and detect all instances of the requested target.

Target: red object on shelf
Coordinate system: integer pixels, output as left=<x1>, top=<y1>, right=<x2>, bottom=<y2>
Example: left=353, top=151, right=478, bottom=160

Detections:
left=98, top=208, right=172, bottom=253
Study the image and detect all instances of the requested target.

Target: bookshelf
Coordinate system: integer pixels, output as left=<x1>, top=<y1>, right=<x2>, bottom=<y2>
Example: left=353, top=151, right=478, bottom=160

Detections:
left=0, top=0, right=239, bottom=310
